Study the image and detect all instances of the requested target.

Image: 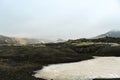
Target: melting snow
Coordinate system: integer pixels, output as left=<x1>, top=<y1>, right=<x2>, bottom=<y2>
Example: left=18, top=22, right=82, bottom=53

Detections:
left=34, top=57, right=120, bottom=80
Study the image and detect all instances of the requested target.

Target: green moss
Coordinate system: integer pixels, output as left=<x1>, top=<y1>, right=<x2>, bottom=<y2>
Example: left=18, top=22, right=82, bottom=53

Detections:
left=72, top=42, right=94, bottom=46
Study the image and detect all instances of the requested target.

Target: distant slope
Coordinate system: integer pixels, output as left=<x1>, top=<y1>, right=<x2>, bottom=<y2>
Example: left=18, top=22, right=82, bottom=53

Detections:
left=0, top=35, right=52, bottom=45
left=0, top=35, right=16, bottom=44
left=94, top=30, right=120, bottom=39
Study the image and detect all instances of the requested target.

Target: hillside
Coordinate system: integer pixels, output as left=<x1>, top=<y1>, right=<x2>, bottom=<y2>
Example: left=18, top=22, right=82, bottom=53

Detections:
left=0, top=37, right=120, bottom=80
left=0, top=35, right=50, bottom=45
left=94, top=30, right=120, bottom=39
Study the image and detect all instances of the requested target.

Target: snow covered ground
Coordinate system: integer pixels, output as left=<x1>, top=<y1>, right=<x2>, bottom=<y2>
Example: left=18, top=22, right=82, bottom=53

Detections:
left=34, top=57, right=120, bottom=80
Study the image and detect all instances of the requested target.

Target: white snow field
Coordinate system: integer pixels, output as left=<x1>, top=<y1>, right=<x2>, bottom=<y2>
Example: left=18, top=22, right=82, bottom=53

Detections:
left=34, top=57, right=120, bottom=80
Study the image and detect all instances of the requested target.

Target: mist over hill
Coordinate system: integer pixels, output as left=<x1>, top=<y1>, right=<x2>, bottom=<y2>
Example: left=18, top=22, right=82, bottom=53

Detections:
left=0, top=30, right=120, bottom=45
left=0, top=35, right=53, bottom=45
left=94, top=30, right=120, bottom=39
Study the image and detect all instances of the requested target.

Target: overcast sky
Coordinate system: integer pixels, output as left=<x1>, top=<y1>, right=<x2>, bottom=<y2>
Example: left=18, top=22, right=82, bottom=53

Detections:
left=0, top=0, right=120, bottom=40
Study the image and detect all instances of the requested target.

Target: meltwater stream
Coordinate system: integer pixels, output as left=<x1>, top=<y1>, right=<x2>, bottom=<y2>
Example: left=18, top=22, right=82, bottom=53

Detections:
left=34, top=57, right=120, bottom=80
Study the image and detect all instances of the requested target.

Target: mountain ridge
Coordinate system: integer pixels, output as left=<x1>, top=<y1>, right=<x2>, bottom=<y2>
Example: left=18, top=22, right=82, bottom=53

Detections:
left=94, top=30, right=120, bottom=39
